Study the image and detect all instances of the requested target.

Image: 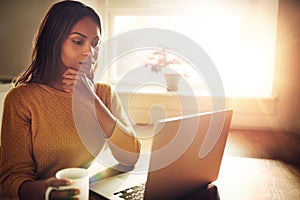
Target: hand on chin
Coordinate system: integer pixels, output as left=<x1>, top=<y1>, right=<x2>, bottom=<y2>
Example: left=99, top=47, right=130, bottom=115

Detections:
left=78, top=63, right=95, bottom=81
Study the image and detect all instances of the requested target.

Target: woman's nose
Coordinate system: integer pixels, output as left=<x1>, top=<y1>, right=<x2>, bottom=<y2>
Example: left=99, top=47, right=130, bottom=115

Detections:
left=83, top=43, right=94, bottom=56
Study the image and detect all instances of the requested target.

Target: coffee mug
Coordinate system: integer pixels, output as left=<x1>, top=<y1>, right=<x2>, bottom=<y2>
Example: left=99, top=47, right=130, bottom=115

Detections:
left=45, top=168, right=89, bottom=200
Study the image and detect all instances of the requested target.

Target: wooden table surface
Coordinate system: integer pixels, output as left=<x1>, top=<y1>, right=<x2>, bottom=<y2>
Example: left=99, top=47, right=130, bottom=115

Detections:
left=215, top=156, right=300, bottom=200
left=89, top=155, right=300, bottom=200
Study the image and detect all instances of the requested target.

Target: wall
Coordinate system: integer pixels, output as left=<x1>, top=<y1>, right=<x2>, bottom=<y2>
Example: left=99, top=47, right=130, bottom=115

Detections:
left=0, top=0, right=55, bottom=81
left=0, top=0, right=300, bottom=133
left=272, top=0, right=300, bottom=132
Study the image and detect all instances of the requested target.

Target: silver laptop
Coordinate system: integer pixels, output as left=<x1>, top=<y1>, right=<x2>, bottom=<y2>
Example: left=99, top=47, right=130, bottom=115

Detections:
left=89, top=109, right=233, bottom=200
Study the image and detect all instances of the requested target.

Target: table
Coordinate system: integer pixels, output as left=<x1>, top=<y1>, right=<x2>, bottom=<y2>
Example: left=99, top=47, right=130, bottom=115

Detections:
left=88, top=155, right=300, bottom=200
left=215, top=156, right=300, bottom=200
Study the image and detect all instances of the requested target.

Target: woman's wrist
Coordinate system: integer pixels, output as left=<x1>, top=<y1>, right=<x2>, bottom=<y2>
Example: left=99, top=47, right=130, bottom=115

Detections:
left=19, top=180, right=45, bottom=200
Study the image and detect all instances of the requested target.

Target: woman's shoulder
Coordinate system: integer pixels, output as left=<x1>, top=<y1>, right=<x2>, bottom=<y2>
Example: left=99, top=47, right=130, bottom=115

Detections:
left=95, top=81, right=112, bottom=89
left=95, top=81, right=114, bottom=94
left=6, top=83, right=38, bottom=95
left=94, top=81, right=116, bottom=103
left=5, top=83, right=44, bottom=102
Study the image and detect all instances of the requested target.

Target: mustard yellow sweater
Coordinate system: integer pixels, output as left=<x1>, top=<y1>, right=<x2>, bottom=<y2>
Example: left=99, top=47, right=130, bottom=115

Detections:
left=0, top=83, right=140, bottom=199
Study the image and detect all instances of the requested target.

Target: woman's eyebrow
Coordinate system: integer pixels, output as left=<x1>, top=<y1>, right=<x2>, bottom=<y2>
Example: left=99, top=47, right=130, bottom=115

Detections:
left=70, top=32, right=87, bottom=38
left=70, top=32, right=100, bottom=40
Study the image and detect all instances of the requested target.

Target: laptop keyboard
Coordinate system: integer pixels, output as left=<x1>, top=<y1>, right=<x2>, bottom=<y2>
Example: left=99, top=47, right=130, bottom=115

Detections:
left=113, top=183, right=145, bottom=200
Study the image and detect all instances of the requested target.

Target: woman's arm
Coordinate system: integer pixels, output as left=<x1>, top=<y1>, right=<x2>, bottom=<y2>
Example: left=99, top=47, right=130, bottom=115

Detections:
left=0, top=87, right=80, bottom=200
left=98, top=86, right=141, bottom=166
left=79, top=73, right=141, bottom=166
left=0, top=88, right=36, bottom=198
left=63, top=69, right=141, bottom=166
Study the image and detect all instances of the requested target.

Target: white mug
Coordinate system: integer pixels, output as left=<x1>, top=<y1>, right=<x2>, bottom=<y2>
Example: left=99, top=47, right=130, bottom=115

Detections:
left=45, top=168, right=89, bottom=200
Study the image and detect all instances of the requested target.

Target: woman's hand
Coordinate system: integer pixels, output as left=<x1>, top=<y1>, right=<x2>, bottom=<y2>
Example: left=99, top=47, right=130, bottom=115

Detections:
left=66, top=68, right=98, bottom=109
left=19, top=178, right=80, bottom=200
left=61, top=67, right=80, bottom=93
left=63, top=67, right=116, bottom=138
left=45, top=177, right=80, bottom=200
left=62, top=67, right=95, bottom=94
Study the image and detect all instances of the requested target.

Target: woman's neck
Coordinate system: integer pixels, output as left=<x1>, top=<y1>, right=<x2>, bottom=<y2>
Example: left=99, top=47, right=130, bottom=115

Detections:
left=48, top=65, right=67, bottom=92
left=48, top=80, right=66, bottom=93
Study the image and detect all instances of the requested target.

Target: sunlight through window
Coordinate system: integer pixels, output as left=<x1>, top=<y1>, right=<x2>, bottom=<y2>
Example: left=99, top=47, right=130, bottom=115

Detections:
left=103, top=0, right=278, bottom=98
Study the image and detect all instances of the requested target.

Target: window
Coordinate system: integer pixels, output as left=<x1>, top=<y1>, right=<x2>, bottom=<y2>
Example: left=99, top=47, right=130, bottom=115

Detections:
left=99, top=0, right=279, bottom=98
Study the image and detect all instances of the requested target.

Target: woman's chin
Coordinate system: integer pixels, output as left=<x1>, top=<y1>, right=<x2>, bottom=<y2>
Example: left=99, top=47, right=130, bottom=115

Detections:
left=65, top=65, right=80, bottom=70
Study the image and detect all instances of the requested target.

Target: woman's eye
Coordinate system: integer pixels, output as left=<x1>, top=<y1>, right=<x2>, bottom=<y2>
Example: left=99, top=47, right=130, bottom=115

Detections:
left=92, top=41, right=100, bottom=48
left=72, top=40, right=83, bottom=45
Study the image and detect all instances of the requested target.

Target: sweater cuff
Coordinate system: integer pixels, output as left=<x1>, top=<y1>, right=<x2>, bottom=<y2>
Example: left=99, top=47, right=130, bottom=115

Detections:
left=107, top=121, right=141, bottom=165
left=108, top=120, right=140, bottom=153
left=5, top=177, right=34, bottom=199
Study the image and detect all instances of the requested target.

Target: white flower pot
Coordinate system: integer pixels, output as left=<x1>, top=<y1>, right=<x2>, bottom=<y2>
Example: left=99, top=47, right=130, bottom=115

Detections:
left=164, top=73, right=181, bottom=91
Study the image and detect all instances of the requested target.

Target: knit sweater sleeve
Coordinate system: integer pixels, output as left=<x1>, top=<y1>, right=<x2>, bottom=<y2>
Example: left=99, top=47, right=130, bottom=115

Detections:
left=0, top=87, right=36, bottom=199
left=95, top=83, right=141, bottom=166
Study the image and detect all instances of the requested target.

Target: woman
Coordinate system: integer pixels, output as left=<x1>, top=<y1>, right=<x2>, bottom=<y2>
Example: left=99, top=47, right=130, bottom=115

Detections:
left=0, top=1, right=141, bottom=199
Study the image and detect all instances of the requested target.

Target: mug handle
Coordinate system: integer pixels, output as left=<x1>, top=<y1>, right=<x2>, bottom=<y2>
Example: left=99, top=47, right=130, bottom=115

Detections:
left=45, top=186, right=57, bottom=200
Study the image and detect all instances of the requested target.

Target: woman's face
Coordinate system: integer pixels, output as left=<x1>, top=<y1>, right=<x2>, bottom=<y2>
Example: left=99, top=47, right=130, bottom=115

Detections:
left=60, top=17, right=101, bottom=75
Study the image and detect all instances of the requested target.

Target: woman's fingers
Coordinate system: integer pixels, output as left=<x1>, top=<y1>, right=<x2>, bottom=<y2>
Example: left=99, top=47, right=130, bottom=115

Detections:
left=63, top=68, right=79, bottom=80
left=65, top=67, right=79, bottom=75
left=47, top=177, right=72, bottom=187
left=50, top=188, right=80, bottom=200
left=62, top=68, right=79, bottom=92
left=46, top=178, right=80, bottom=200
left=61, top=67, right=95, bottom=93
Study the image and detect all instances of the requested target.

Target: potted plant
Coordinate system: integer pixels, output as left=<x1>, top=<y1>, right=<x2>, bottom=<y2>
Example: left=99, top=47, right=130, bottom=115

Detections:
left=144, top=48, right=184, bottom=91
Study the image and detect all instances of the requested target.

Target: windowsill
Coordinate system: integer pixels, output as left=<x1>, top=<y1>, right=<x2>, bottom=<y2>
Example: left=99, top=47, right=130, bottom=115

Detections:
left=115, top=84, right=277, bottom=100
left=115, top=84, right=278, bottom=125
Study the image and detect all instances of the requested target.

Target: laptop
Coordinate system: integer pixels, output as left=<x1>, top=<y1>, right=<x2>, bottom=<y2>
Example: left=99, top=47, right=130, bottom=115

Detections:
left=89, top=109, right=233, bottom=199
